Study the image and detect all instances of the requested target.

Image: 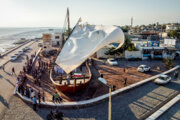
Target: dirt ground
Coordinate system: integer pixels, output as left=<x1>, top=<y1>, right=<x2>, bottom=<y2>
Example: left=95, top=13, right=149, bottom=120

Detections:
left=94, top=58, right=167, bottom=90
left=24, top=58, right=168, bottom=102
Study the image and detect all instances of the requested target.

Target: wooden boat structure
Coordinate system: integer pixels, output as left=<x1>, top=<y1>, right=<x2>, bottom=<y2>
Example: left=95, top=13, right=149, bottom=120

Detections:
left=50, top=8, right=92, bottom=93
left=50, top=62, right=92, bottom=93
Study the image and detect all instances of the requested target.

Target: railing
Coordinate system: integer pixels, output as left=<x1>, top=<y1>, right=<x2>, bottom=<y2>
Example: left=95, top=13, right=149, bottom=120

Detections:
left=50, top=62, right=92, bottom=86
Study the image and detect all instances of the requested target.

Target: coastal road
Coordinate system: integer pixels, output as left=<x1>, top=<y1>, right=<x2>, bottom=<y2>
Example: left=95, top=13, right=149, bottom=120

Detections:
left=0, top=41, right=40, bottom=119
left=1, top=65, right=180, bottom=120
left=0, top=41, right=35, bottom=66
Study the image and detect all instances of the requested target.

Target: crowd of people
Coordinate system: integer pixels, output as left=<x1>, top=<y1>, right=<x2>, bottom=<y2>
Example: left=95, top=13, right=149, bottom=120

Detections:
left=12, top=52, right=64, bottom=111
left=13, top=53, right=48, bottom=111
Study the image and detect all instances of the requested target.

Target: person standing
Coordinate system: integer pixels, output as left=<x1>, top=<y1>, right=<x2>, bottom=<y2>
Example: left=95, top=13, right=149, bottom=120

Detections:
left=31, top=89, right=35, bottom=99
left=125, top=68, right=128, bottom=73
left=23, top=66, right=26, bottom=73
left=42, top=91, right=45, bottom=102
left=124, top=77, right=127, bottom=86
left=174, top=70, right=179, bottom=78
left=54, top=92, right=60, bottom=103
left=66, top=74, right=70, bottom=85
left=2, top=64, right=5, bottom=71
left=123, top=67, right=126, bottom=72
left=32, top=96, right=37, bottom=111
left=38, top=91, right=41, bottom=108
left=12, top=67, right=15, bottom=75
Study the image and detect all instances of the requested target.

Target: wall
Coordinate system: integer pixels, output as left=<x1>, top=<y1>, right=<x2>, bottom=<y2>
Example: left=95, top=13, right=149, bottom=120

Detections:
left=43, top=33, right=52, bottom=47
left=125, top=50, right=142, bottom=59
left=52, top=33, right=62, bottom=46
left=96, top=47, right=115, bottom=58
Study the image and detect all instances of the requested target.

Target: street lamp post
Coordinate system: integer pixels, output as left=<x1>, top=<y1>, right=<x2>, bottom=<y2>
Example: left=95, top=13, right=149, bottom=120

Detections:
left=98, top=77, right=112, bottom=120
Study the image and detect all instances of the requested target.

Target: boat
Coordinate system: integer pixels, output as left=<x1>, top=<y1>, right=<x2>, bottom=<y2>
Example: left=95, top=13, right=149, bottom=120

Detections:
left=50, top=62, right=92, bottom=93
left=50, top=8, right=124, bottom=94
left=48, top=28, right=54, bottom=31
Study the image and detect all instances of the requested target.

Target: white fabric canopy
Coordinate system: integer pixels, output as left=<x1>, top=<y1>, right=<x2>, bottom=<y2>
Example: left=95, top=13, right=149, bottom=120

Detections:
left=56, top=24, right=124, bottom=74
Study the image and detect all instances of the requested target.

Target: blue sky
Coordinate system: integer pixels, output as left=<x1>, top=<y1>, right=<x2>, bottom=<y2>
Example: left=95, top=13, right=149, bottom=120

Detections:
left=0, top=0, right=179, bottom=27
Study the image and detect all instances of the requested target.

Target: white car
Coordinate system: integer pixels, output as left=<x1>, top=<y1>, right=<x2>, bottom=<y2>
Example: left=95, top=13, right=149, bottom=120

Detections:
left=10, top=55, right=17, bottom=61
left=18, top=50, right=23, bottom=55
left=137, top=65, right=151, bottom=72
left=154, top=75, right=171, bottom=84
left=176, top=51, right=180, bottom=57
left=107, top=58, right=118, bottom=66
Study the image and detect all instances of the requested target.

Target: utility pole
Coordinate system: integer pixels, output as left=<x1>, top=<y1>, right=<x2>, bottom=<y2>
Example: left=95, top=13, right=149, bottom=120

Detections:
left=67, top=8, right=70, bottom=37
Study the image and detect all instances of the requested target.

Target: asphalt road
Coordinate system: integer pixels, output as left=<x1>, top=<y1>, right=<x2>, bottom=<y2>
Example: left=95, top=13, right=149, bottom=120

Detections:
left=158, top=102, right=180, bottom=120
left=0, top=44, right=180, bottom=120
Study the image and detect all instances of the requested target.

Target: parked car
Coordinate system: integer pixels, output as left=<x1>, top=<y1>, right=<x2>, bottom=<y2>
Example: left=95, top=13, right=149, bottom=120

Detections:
left=176, top=51, right=180, bottom=57
left=154, top=75, right=171, bottom=84
left=22, top=48, right=26, bottom=52
left=10, top=55, right=17, bottom=61
left=38, top=42, right=43, bottom=47
left=14, top=53, right=20, bottom=58
left=137, top=65, right=151, bottom=72
left=25, top=46, right=30, bottom=50
left=107, top=58, right=118, bottom=65
left=18, top=50, right=23, bottom=55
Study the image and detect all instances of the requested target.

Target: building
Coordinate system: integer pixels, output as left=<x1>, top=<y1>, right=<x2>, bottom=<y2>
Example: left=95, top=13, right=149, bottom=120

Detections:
left=140, top=32, right=159, bottom=39
left=136, top=43, right=177, bottom=60
left=159, top=32, right=168, bottom=38
left=52, top=33, right=62, bottom=46
left=164, top=39, right=176, bottom=46
left=42, top=33, right=52, bottom=48
left=43, top=33, right=63, bottom=48
left=166, top=24, right=179, bottom=32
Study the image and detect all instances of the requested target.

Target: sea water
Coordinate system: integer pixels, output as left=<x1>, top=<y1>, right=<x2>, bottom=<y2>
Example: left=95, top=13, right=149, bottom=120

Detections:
left=0, top=28, right=61, bottom=53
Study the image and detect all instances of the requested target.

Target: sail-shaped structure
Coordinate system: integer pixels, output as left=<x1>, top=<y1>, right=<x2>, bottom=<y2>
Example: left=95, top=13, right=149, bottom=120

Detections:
left=56, top=24, right=124, bottom=74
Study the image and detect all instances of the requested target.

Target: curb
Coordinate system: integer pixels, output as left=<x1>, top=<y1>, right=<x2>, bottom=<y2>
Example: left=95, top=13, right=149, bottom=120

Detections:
left=16, top=65, right=180, bottom=108
left=146, top=94, right=180, bottom=120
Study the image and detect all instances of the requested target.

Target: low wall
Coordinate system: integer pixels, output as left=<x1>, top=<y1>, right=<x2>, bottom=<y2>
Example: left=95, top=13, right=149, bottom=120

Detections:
left=125, top=50, right=142, bottom=59
left=17, top=65, right=180, bottom=108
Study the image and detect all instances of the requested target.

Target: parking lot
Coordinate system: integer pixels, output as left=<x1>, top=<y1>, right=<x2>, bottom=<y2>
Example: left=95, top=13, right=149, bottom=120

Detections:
left=94, top=59, right=168, bottom=89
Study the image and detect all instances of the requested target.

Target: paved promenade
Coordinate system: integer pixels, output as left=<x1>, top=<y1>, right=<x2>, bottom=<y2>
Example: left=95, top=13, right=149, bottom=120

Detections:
left=0, top=41, right=39, bottom=119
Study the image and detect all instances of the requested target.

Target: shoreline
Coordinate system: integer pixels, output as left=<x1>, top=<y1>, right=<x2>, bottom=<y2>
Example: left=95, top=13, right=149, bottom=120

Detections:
left=0, top=38, right=40, bottom=57
left=0, top=40, right=30, bottom=54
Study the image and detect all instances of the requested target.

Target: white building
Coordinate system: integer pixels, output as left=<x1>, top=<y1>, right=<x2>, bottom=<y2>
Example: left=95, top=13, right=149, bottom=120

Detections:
left=164, top=39, right=176, bottom=46
left=159, top=32, right=168, bottom=38
left=166, top=24, right=177, bottom=32
left=52, top=33, right=63, bottom=46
